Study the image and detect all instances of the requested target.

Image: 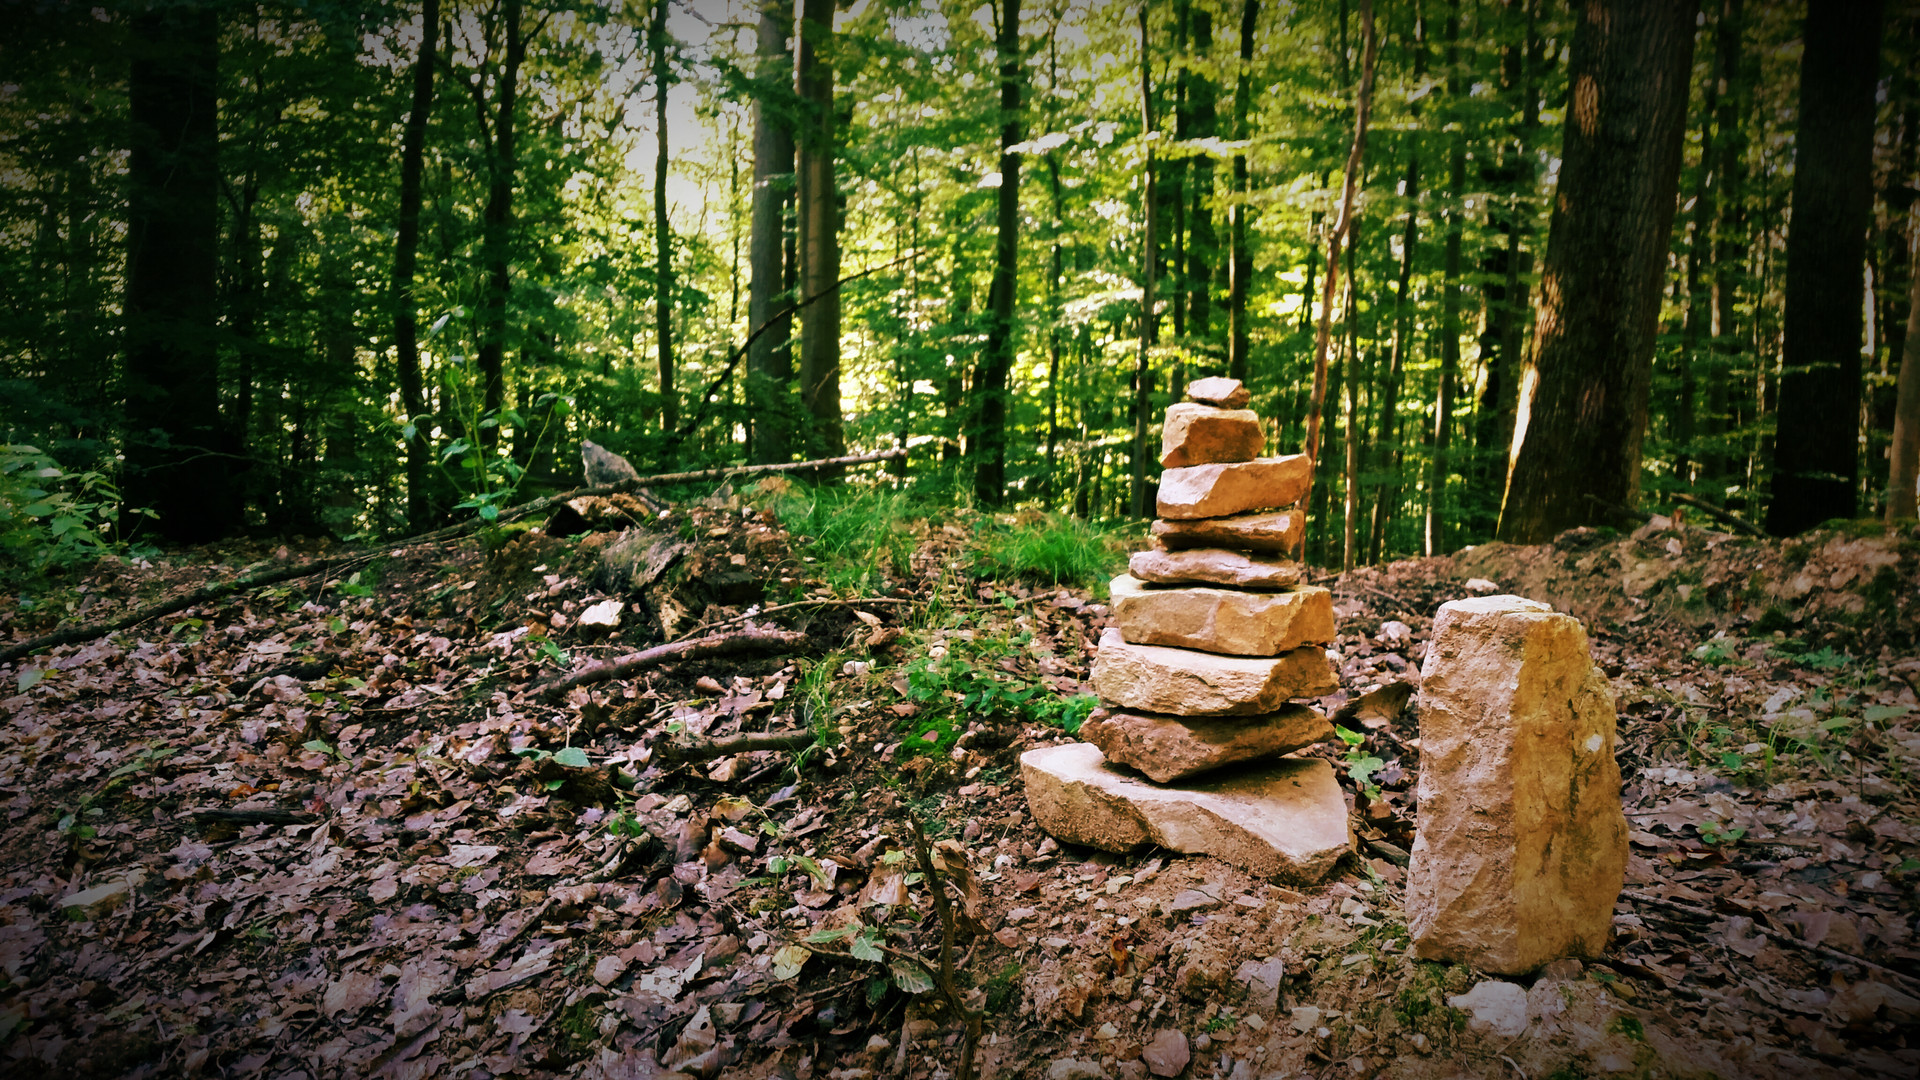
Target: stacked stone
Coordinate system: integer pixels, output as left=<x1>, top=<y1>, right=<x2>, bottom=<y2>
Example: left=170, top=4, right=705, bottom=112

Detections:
left=1022, top=377, right=1354, bottom=884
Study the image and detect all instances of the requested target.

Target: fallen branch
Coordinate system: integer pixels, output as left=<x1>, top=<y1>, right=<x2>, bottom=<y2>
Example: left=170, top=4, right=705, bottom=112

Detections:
left=189, top=807, right=319, bottom=827
left=655, top=727, right=817, bottom=763
left=676, top=596, right=913, bottom=642
left=0, top=556, right=372, bottom=665
left=1622, top=890, right=1920, bottom=994
left=910, top=818, right=984, bottom=1080
left=1666, top=493, right=1765, bottom=538
left=532, top=628, right=810, bottom=700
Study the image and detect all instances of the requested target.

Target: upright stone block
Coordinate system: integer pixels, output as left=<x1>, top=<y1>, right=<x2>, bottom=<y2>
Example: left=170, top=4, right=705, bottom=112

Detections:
left=1405, top=595, right=1628, bottom=975
left=1160, top=402, right=1265, bottom=468
left=1110, top=576, right=1334, bottom=656
left=1157, top=456, right=1311, bottom=520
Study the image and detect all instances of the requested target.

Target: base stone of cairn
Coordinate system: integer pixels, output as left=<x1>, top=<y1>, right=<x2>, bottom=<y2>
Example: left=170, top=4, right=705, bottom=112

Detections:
left=1021, top=743, right=1352, bottom=884
left=1405, top=595, right=1629, bottom=975
left=1023, top=376, right=1352, bottom=883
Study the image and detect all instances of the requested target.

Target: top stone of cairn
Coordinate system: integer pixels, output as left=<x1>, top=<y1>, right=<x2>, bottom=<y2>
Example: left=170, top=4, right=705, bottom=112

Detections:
left=1185, top=376, right=1250, bottom=409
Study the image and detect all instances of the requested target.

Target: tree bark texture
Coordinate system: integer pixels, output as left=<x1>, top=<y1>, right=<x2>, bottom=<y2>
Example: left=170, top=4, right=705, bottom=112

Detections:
left=1767, top=0, right=1885, bottom=535
left=974, top=0, right=1022, bottom=507
left=1228, top=0, right=1258, bottom=382
left=474, top=0, right=526, bottom=449
left=1497, top=0, right=1697, bottom=544
left=746, top=0, right=796, bottom=465
left=796, top=0, right=845, bottom=459
left=1426, top=0, right=1464, bottom=558
left=1131, top=3, right=1158, bottom=520
left=1890, top=213, right=1920, bottom=522
left=1185, top=5, right=1216, bottom=346
left=123, top=3, right=232, bottom=542
left=393, top=0, right=440, bottom=532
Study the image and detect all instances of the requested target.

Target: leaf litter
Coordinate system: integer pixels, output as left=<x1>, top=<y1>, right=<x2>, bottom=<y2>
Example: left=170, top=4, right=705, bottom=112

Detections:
left=0, top=499, right=1914, bottom=1080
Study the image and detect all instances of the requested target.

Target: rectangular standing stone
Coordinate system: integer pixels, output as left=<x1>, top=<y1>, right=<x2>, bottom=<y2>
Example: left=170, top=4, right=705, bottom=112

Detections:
left=1089, top=628, right=1336, bottom=715
left=1157, top=456, right=1311, bottom=520
left=1151, top=510, right=1303, bottom=552
left=1110, top=576, right=1334, bottom=656
left=1082, top=705, right=1334, bottom=783
left=1160, top=403, right=1265, bottom=468
left=1405, top=595, right=1629, bottom=975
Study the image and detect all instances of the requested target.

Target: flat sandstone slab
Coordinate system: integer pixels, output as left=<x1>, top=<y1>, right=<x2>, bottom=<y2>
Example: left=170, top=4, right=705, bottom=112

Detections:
left=1111, top=576, right=1335, bottom=656
left=1128, top=547, right=1303, bottom=590
left=1082, top=705, right=1334, bottom=783
left=1184, top=376, right=1251, bottom=409
left=1157, top=456, right=1311, bottom=520
left=1021, top=743, right=1352, bottom=883
left=1407, top=595, right=1628, bottom=975
left=1160, top=403, right=1264, bottom=468
left=1152, top=511, right=1303, bottom=552
left=1090, top=628, right=1336, bottom=715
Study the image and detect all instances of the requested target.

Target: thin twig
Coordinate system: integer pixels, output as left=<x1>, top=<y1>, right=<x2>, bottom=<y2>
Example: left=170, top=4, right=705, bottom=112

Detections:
left=910, top=819, right=984, bottom=1080
left=1622, top=891, right=1920, bottom=993
left=676, top=596, right=914, bottom=642
left=1666, top=493, right=1765, bottom=537
left=531, top=628, right=810, bottom=700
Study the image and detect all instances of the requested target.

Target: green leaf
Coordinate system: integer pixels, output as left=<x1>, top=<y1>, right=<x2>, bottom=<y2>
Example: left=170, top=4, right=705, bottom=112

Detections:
left=889, top=958, right=935, bottom=994
left=1334, top=726, right=1365, bottom=747
left=19, top=501, right=55, bottom=517
left=1862, top=704, right=1912, bottom=724
left=850, top=930, right=885, bottom=963
left=479, top=504, right=500, bottom=522
left=806, top=924, right=857, bottom=944
left=303, top=739, right=335, bottom=756
left=16, top=668, right=44, bottom=692
left=552, top=746, right=591, bottom=768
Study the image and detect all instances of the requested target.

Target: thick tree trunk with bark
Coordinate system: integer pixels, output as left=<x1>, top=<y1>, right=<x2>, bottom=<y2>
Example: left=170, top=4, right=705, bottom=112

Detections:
left=393, top=0, right=440, bottom=531
left=651, top=0, right=676, bottom=433
left=1892, top=216, right=1920, bottom=522
left=123, top=4, right=232, bottom=542
left=796, top=0, right=844, bottom=459
left=746, top=0, right=795, bottom=465
left=1228, top=0, right=1258, bottom=382
left=1767, top=0, right=1885, bottom=535
left=974, top=0, right=1022, bottom=507
left=1497, top=0, right=1697, bottom=544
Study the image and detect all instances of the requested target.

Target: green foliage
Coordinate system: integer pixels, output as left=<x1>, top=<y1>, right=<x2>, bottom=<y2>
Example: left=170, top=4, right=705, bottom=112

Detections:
left=968, top=512, right=1128, bottom=589
left=763, top=481, right=932, bottom=593
left=1334, top=725, right=1386, bottom=800
left=0, top=444, right=144, bottom=581
left=897, top=632, right=1086, bottom=753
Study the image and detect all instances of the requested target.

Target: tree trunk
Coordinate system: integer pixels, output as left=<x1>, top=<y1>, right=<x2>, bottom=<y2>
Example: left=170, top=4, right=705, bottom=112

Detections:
left=1705, top=0, right=1747, bottom=492
left=474, top=0, right=525, bottom=451
left=1369, top=151, right=1419, bottom=563
left=1425, top=0, right=1465, bottom=557
left=974, top=0, right=1022, bottom=507
left=123, top=3, right=231, bottom=542
left=393, top=0, right=439, bottom=531
left=1186, top=5, right=1216, bottom=349
left=1045, top=150, right=1064, bottom=501
left=1891, top=213, right=1920, bottom=521
left=1676, top=16, right=1720, bottom=491
left=651, top=0, right=676, bottom=433
left=796, top=0, right=844, bottom=459
left=746, top=0, right=795, bottom=465
left=1131, top=2, right=1158, bottom=520
left=1228, top=0, right=1258, bottom=382
left=1303, top=0, right=1377, bottom=489
left=1767, top=0, right=1885, bottom=535
left=1496, top=0, right=1697, bottom=544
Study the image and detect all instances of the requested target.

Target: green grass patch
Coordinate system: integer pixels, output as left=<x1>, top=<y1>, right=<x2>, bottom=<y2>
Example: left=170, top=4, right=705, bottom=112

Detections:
left=759, top=480, right=935, bottom=593
left=968, top=511, right=1128, bottom=590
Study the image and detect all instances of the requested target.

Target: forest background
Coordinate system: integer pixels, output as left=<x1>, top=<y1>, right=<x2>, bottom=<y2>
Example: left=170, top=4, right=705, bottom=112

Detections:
left=3, top=0, right=1918, bottom=576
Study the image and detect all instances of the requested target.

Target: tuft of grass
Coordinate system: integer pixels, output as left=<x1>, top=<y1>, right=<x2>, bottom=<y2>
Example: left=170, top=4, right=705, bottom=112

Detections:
left=759, top=480, right=933, bottom=592
left=968, top=511, right=1128, bottom=590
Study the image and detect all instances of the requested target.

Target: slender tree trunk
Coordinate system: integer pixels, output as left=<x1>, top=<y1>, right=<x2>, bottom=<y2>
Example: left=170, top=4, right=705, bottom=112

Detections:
left=474, top=0, right=525, bottom=451
left=123, top=3, right=230, bottom=542
left=796, top=0, right=844, bottom=459
left=393, top=0, right=439, bottom=531
left=1342, top=247, right=1361, bottom=572
left=975, top=0, right=1022, bottom=506
left=1677, top=21, right=1719, bottom=491
left=1369, top=152, right=1419, bottom=563
left=1425, top=2, right=1464, bottom=557
left=1131, top=2, right=1158, bottom=520
left=746, top=0, right=795, bottom=464
left=1304, top=0, right=1378, bottom=547
left=1498, top=0, right=1698, bottom=543
left=1767, top=0, right=1886, bottom=534
left=1228, top=0, right=1258, bottom=382
left=1046, top=151, right=1064, bottom=501
left=1891, top=213, right=1920, bottom=521
left=1706, top=0, right=1747, bottom=493
left=651, top=0, right=676, bottom=433
left=1186, top=5, right=1216, bottom=350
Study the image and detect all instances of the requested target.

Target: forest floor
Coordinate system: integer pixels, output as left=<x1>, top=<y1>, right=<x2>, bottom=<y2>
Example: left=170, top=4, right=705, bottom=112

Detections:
left=0, top=483, right=1917, bottom=1080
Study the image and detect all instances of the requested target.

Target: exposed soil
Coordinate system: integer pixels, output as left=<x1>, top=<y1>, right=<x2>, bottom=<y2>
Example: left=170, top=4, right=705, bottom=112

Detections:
left=1, top=496, right=1916, bottom=1080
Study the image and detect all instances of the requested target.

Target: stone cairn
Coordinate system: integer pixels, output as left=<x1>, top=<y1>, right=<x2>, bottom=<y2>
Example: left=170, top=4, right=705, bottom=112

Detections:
left=1022, top=376, right=1354, bottom=884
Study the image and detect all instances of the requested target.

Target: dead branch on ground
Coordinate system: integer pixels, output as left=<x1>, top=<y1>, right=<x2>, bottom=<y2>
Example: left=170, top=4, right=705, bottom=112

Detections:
left=531, top=628, right=810, bottom=701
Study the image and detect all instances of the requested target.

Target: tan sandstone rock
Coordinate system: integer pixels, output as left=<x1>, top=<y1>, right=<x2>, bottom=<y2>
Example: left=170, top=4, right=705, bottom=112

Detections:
left=1160, top=402, right=1264, bottom=468
left=1184, top=376, right=1251, bottom=409
left=1110, top=576, right=1335, bottom=656
left=1405, top=595, right=1628, bottom=975
left=1157, top=456, right=1311, bottom=520
left=1020, top=742, right=1352, bottom=882
left=1128, top=547, right=1302, bottom=590
left=1151, top=510, right=1303, bottom=552
left=1081, top=704, right=1334, bottom=783
left=1089, top=628, right=1336, bottom=715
